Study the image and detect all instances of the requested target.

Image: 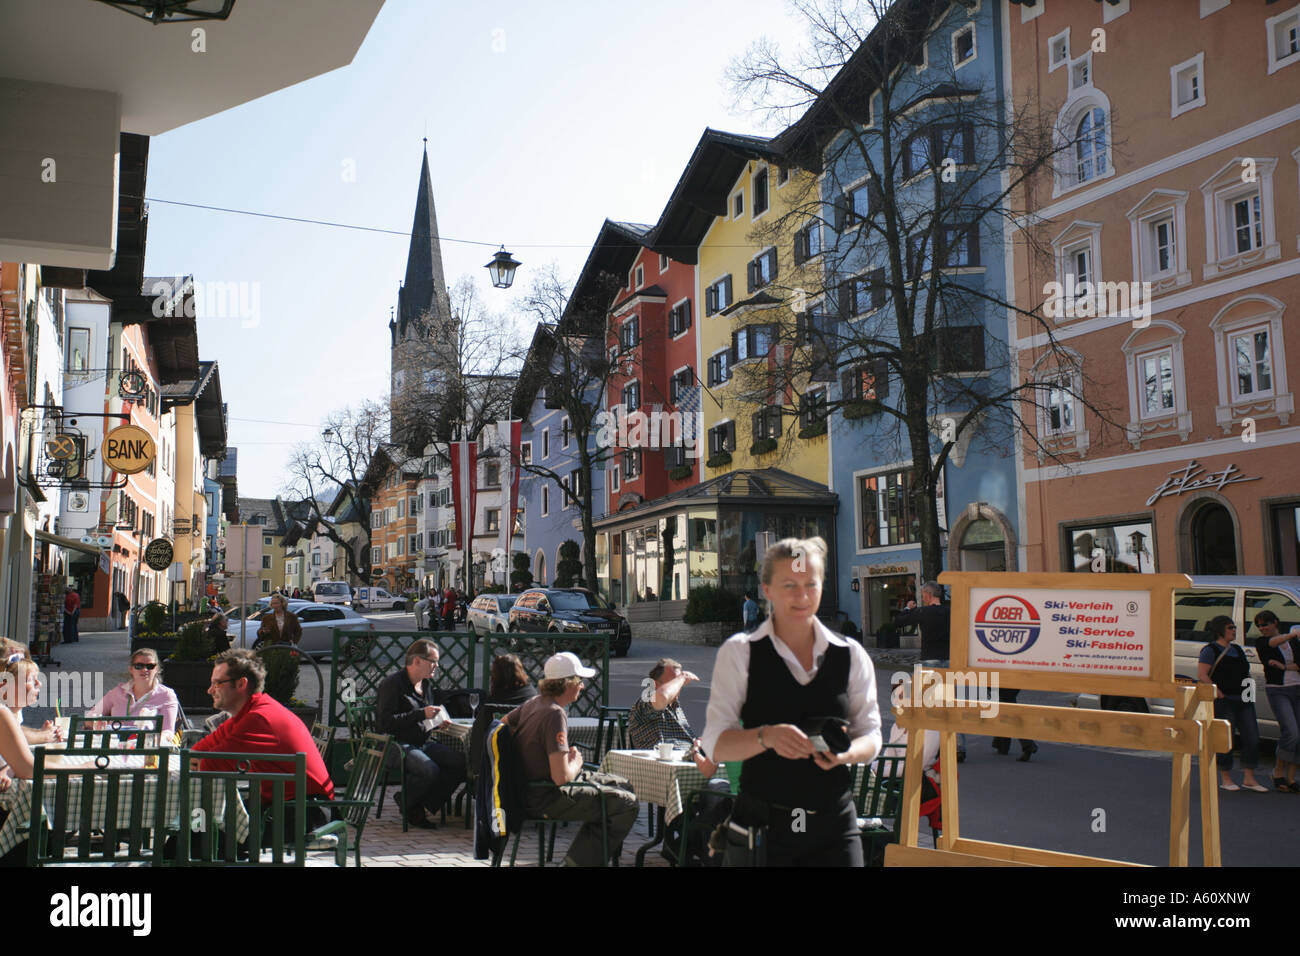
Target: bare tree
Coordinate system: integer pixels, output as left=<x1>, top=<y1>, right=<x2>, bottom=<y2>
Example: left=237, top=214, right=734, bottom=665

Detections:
left=726, top=0, right=1127, bottom=579
left=282, top=401, right=388, bottom=584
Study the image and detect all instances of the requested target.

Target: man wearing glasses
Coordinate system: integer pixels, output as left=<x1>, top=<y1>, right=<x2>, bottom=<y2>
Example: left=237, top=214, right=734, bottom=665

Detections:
left=376, top=639, right=467, bottom=829
left=505, top=652, right=638, bottom=866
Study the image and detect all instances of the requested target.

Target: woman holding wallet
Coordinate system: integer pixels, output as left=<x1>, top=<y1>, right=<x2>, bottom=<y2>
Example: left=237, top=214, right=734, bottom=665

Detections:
left=1198, top=615, right=1266, bottom=792
left=1253, top=610, right=1300, bottom=792
left=702, top=536, right=881, bottom=866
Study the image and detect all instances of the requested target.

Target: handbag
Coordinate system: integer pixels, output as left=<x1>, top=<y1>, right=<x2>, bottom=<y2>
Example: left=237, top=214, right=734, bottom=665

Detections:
left=709, top=791, right=769, bottom=866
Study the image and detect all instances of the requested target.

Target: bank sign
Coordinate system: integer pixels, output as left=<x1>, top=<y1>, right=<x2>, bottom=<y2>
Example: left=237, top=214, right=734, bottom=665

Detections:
left=968, top=587, right=1151, bottom=676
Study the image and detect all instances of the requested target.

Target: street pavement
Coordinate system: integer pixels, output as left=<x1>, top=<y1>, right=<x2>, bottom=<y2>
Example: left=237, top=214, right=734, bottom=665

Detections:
left=26, top=615, right=1299, bottom=866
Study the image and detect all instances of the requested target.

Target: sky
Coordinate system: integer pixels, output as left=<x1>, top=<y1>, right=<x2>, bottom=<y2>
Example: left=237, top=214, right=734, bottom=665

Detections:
left=141, top=0, right=815, bottom=499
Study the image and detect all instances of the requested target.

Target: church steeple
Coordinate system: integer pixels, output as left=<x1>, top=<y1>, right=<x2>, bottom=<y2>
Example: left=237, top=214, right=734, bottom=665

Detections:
left=396, top=141, right=451, bottom=341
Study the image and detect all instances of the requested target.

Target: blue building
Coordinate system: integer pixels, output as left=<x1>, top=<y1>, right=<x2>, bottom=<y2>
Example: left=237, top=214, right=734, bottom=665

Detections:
left=776, top=0, right=1020, bottom=638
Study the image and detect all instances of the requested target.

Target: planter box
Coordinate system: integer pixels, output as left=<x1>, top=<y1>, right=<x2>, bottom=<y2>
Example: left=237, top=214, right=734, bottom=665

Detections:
left=165, top=659, right=215, bottom=711
left=133, top=636, right=179, bottom=658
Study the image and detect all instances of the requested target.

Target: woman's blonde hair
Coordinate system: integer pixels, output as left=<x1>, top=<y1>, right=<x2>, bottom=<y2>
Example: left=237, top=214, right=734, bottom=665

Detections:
left=759, top=536, right=828, bottom=585
left=1, top=654, right=39, bottom=709
left=130, top=647, right=163, bottom=687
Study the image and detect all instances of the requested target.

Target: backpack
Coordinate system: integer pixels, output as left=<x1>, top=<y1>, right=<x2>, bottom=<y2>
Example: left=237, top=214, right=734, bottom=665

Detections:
left=662, top=779, right=733, bottom=867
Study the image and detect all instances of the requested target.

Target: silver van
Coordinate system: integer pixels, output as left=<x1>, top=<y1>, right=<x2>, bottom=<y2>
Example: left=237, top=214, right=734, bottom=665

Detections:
left=1076, top=576, right=1300, bottom=740
left=312, top=581, right=353, bottom=607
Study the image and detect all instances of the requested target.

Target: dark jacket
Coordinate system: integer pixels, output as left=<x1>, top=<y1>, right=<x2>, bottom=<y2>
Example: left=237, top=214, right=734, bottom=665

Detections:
left=474, top=719, right=526, bottom=860
left=375, top=667, right=443, bottom=748
left=1255, top=632, right=1300, bottom=687
left=892, top=602, right=952, bottom=661
left=255, top=610, right=302, bottom=646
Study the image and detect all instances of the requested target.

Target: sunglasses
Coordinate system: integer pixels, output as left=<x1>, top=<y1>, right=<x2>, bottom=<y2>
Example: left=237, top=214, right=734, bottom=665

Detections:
left=132, top=662, right=157, bottom=671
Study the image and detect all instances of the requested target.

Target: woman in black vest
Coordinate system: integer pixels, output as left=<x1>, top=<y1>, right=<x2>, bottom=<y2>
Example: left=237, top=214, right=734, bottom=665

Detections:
left=702, top=536, right=882, bottom=866
left=1198, top=615, right=1266, bottom=791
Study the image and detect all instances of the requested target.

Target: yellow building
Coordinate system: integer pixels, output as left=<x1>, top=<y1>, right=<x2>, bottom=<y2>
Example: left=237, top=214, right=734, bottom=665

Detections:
left=162, top=361, right=225, bottom=608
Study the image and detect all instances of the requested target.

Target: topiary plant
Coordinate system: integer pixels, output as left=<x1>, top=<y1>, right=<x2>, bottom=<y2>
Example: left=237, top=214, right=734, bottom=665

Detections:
left=141, top=600, right=169, bottom=636
left=683, top=585, right=744, bottom=625
left=554, top=539, right=582, bottom=588
left=171, top=620, right=211, bottom=661
left=258, top=645, right=301, bottom=707
left=510, top=551, right=533, bottom=591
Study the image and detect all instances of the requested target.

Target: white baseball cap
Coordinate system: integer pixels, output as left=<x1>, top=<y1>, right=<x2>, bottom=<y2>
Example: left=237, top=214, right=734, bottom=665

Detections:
left=544, top=651, right=597, bottom=680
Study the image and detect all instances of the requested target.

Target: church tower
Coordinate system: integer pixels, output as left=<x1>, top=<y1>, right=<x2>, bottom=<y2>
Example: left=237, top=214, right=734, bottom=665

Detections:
left=391, top=142, right=454, bottom=450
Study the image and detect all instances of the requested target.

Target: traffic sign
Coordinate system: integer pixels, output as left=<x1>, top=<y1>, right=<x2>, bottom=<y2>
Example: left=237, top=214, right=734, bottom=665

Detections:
left=102, top=424, right=156, bottom=475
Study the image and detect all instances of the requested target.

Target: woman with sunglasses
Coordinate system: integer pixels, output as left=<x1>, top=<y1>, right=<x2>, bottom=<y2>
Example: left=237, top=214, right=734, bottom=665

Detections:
left=1198, top=615, right=1266, bottom=792
left=86, top=648, right=179, bottom=735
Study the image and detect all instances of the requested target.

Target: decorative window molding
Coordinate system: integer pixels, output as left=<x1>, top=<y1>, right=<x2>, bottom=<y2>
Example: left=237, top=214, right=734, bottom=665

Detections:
left=1170, top=53, right=1206, bottom=119
left=1047, top=27, right=1070, bottom=72
left=1050, top=219, right=1103, bottom=320
left=1199, top=156, right=1280, bottom=280
left=1209, top=294, right=1293, bottom=433
left=1125, top=188, right=1191, bottom=293
left=1068, top=52, right=1093, bottom=94
left=1053, top=88, right=1114, bottom=197
left=1266, top=3, right=1300, bottom=74
left=1029, top=347, right=1089, bottom=461
left=951, top=23, right=976, bottom=70
left=1121, top=320, right=1193, bottom=447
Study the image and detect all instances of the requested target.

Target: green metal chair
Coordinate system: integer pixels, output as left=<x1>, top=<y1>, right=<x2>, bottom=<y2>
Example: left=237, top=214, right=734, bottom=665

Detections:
left=307, top=734, right=388, bottom=867
left=593, top=706, right=629, bottom=763
left=174, top=750, right=307, bottom=866
left=310, top=721, right=335, bottom=762
left=503, top=779, right=612, bottom=868
left=344, top=697, right=408, bottom=830
left=67, top=714, right=165, bottom=750
left=856, top=744, right=906, bottom=866
left=27, top=746, right=171, bottom=866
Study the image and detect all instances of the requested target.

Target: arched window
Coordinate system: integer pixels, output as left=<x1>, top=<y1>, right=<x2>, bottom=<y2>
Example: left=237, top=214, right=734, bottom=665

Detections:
left=1075, top=108, right=1107, bottom=184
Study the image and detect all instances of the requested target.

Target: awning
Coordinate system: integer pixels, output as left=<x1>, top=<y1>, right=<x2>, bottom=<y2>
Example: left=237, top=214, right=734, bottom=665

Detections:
left=35, top=529, right=103, bottom=557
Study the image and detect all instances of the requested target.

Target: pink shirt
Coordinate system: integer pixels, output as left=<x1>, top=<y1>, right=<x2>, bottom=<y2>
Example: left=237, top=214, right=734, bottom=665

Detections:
left=87, top=682, right=179, bottom=735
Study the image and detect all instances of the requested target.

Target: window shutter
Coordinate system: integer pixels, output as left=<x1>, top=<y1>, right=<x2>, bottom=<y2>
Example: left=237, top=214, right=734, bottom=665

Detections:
left=725, top=420, right=736, bottom=451
left=869, top=179, right=883, bottom=218
left=730, top=330, right=739, bottom=365
left=767, top=247, right=778, bottom=281
left=799, top=392, right=810, bottom=426
left=706, top=356, right=717, bottom=386
left=723, top=274, right=733, bottom=306
left=793, top=230, right=807, bottom=266
left=965, top=226, right=980, bottom=267
left=684, top=366, right=694, bottom=386
left=746, top=260, right=756, bottom=293
left=833, top=200, right=847, bottom=232
left=872, top=359, right=890, bottom=399
left=870, top=269, right=887, bottom=310
left=841, top=368, right=855, bottom=401
left=795, top=312, right=807, bottom=346
left=705, top=285, right=716, bottom=316
left=961, top=122, right=975, bottom=166
left=838, top=279, right=851, bottom=317
left=684, top=299, right=692, bottom=330
left=969, top=329, right=986, bottom=371
left=771, top=405, right=783, bottom=436
left=752, top=411, right=762, bottom=442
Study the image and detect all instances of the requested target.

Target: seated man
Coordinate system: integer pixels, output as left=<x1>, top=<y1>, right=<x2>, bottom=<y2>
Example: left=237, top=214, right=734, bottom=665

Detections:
left=506, top=652, right=639, bottom=866
left=375, top=639, right=467, bottom=829
left=191, top=649, right=334, bottom=802
left=628, top=658, right=717, bottom=776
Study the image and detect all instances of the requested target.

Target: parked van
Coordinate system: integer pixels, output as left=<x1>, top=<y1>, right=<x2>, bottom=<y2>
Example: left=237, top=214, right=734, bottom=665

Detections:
left=352, top=586, right=406, bottom=611
left=312, top=581, right=353, bottom=606
left=1075, top=576, right=1300, bottom=740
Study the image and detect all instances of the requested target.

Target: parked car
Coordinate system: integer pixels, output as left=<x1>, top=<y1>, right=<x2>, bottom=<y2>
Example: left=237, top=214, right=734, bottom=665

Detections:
left=1074, top=576, right=1300, bottom=740
left=312, top=581, right=353, bottom=606
left=292, top=604, right=374, bottom=659
left=352, top=586, right=405, bottom=611
left=467, top=593, right=519, bottom=636
left=224, top=598, right=312, bottom=643
left=506, top=587, right=631, bottom=657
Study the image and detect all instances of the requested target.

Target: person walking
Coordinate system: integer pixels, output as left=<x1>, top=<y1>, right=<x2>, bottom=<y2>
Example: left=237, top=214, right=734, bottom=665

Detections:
left=742, top=593, right=759, bottom=632
left=62, top=588, right=80, bottom=644
left=893, top=581, right=968, bottom=762
left=1200, top=615, right=1267, bottom=791
left=1254, top=610, right=1300, bottom=792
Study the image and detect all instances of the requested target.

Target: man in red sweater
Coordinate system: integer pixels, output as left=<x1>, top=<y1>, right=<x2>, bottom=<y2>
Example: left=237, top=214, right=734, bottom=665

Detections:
left=191, top=649, right=334, bottom=801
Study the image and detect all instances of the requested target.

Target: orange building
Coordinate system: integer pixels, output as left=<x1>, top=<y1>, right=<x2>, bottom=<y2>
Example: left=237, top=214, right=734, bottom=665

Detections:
left=1007, top=0, right=1300, bottom=575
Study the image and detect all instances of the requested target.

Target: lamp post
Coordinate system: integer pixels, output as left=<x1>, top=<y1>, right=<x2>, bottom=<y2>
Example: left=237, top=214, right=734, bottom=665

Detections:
left=1127, top=529, right=1149, bottom=574
left=484, top=247, right=521, bottom=289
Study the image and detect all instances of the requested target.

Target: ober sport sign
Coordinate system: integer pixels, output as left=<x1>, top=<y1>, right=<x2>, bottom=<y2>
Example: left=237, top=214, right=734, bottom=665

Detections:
left=101, top=424, right=156, bottom=475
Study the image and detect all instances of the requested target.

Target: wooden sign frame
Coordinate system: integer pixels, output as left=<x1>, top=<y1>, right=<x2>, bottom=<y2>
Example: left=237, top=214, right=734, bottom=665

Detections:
left=884, top=571, right=1230, bottom=868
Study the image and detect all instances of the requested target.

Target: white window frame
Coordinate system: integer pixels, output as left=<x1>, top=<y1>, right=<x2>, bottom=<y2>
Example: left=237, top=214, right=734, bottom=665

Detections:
left=1068, top=53, right=1092, bottom=93
left=1227, top=325, right=1276, bottom=402
left=1047, top=28, right=1070, bottom=71
left=668, top=297, right=691, bottom=339
left=635, top=264, right=644, bottom=290
left=1266, top=3, right=1300, bottom=74
left=1121, top=321, right=1193, bottom=447
left=1170, top=53, right=1206, bottom=118
left=1125, top=188, right=1192, bottom=293
left=1053, top=90, right=1114, bottom=197
left=951, top=23, right=976, bottom=70
left=1029, top=349, right=1089, bottom=461
left=610, top=465, right=620, bottom=493
left=1135, top=346, right=1178, bottom=421
left=519, top=441, right=532, bottom=465
left=1209, top=294, right=1294, bottom=433
left=731, top=189, right=744, bottom=220
left=541, top=427, right=549, bottom=460
left=1199, top=156, right=1280, bottom=280
left=1049, top=219, right=1103, bottom=321
left=708, top=347, right=731, bottom=387
left=669, top=365, right=692, bottom=405
left=622, top=378, right=641, bottom=413
left=658, top=253, right=670, bottom=274
left=561, top=415, right=571, bottom=450
left=623, top=448, right=642, bottom=480
left=751, top=165, right=770, bottom=221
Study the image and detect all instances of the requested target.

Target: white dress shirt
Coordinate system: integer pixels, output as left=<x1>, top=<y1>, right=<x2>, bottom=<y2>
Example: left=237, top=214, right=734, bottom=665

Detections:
left=702, top=615, right=881, bottom=760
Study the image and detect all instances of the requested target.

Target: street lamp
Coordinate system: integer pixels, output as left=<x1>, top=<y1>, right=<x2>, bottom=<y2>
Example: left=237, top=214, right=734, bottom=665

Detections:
left=1127, top=529, right=1149, bottom=573
left=93, top=0, right=236, bottom=24
left=485, top=247, right=521, bottom=289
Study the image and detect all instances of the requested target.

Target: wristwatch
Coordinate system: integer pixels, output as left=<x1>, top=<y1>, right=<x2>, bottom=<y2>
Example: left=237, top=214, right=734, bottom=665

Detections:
left=757, top=726, right=768, bottom=750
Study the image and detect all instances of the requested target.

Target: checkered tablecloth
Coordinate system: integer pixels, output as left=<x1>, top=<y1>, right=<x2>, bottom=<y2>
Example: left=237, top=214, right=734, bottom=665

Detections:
left=431, top=716, right=602, bottom=759
left=599, top=749, right=724, bottom=824
left=0, top=761, right=249, bottom=858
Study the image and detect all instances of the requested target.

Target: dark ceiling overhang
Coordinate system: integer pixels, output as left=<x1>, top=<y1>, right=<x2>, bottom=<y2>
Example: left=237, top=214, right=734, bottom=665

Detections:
left=557, top=219, right=652, bottom=337
left=85, top=132, right=149, bottom=301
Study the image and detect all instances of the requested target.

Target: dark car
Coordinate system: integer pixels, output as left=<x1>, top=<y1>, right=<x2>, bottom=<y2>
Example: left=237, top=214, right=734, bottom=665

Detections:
left=507, top=587, right=632, bottom=657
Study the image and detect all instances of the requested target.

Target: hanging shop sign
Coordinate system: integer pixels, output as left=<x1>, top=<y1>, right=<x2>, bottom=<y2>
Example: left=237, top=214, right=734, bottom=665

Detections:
left=1145, top=460, right=1260, bottom=507
left=118, top=370, right=148, bottom=401
left=144, top=537, right=174, bottom=571
left=102, top=424, right=156, bottom=475
left=46, top=433, right=80, bottom=461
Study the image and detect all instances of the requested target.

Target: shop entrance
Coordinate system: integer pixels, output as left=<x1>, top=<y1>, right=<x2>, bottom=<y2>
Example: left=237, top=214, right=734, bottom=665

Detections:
left=1191, top=501, right=1238, bottom=574
left=865, top=573, right=916, bottom=640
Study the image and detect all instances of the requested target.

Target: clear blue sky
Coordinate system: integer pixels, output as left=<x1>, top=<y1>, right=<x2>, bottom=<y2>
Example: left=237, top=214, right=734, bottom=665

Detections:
left=141, top=0, right=810, bottom=498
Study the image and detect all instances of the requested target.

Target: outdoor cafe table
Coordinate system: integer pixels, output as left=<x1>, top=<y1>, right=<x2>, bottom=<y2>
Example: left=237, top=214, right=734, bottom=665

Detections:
left=432, top=715, right=602, bottom=757
left=0, top=750, right=250, bottom=861
left=599, top=748, right=725, bottom=866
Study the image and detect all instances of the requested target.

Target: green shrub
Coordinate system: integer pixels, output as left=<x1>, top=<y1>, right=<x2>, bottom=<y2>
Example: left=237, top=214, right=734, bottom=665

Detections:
left=706, top=451, right=733, bottom=469
left=510, top=551, right=533, bottom=591
left=749, top=438, right=778, bottom=456
left=554, top=539, right=582, bottom=588
left=259, top=645, right=301, bottom=706
left=669, top=465, right=692, bottom=481
left=798, top=420, right=828, bottom=439
left=842, top=400, right=882, bottom=420
left=171, top=621, right=210, bottom=662
left=684, top=585, right=743, bottom=624
left=141, top=601, right=168, bottom=635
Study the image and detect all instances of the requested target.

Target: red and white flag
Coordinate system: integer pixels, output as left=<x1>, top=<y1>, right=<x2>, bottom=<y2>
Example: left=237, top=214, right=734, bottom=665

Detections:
left=449, top=438, right=478, bottom=584
left=497, top=419, right=522, bottom=562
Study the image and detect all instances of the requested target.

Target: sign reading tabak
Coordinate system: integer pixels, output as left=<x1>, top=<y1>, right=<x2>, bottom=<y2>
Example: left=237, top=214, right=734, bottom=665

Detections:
left=1145, top=460, right=1260, bottom=507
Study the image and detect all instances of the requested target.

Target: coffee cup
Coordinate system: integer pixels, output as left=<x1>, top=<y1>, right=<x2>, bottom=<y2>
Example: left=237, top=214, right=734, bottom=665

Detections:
left=657, top=742, right=674, bottom=759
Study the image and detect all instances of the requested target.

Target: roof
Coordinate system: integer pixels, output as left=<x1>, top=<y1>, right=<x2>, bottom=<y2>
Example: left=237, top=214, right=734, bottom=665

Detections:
left=85, top=133, right=149, bottom=302
left=395, top=146, right=451, bottom=341
left=646, top=129, right=783, bottom=265
left=100, top=274, right=201, bottom=385
left=237, top=497, right=283, bottom=534
left=720, top=290, right=783, bottom=317
left=558, top=219, right=652, bottom=336
left=594, top=468, right=837, bottom=529
left=160, top=360, right=227, bottom=457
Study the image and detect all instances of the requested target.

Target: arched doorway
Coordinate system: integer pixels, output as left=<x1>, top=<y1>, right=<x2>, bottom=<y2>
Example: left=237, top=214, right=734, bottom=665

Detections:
left=957, top=518, right=1007, bottom=571
left=533, top=550, right=547, bottom=587
left=1191, top=502, right=1238, bottom=574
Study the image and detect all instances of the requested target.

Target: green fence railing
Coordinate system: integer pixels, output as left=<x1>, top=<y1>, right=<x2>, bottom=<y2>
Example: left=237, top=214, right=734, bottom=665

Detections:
left=480, top=633, right=610, bottom=717
left=327, top=630, right=479, bottom=727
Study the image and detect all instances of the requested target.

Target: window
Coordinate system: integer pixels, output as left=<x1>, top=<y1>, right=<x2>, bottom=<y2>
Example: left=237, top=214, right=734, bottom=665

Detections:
left=751, top=405, right=783, bottom=442
left=620, top=315, right=640, bottom=349
left=542, top=428, right=549, bottom=459
left=669, top=367, right=694, bottom=404
left=747, top=248, right=778, bottom=291
left=484, top=461, right=500, bottom=487
left=397, top=499, right=405, bottom=519
left=708, top=421, right=736, bottom=456
left=610, top=466, right=620, bottom=493
left=634, top=265, right=644, bottom=289
left=753, top=167, right=769, bottom=216
left=1267, top=5, right=1300, bottom=73
left=568, top=469, right=583, bottom=499
left=839, top=270, right=886, bottom=316
left=664, top=445, right=687, bottom=469
left=542, top=485, right=549, bottom=516
left=659, top=253, right=670, bottom=273
left=732, top=191, right=744, bottom=219
left=1151, top=217, right=1176, bottom=274
left=409, top=534, right=418, bottom=554
left=1048, top=28, right=1070, bottom=71
left=67, top=328, right=90, bottom=371
left=704, top=276, right=734, bottom=316
left=903, top=124, right=974, bottom=180
left=842, top=361, right=889, bottom=403
left=410, top=495, right=421, bottom=515
left=668, top=299, right=691, bottom=337
left=731, top=324, right=775, bottom=364
left=836, top=178, right=882, bottom=229
left=1069, top=54, right=1091, bottom=92
left=1171, top=53, right=1205, bottom=117
left=485, top=509, right=500, bottom=533
left=561, top=416, right=571, bottom=449
left=262, top=555, right=271, bottom=569
left=397, top=536, right=405, bottom=556
left=623, top=449, right=642, bottom=480
left=931, top=326, right=986, bottom=373
left=262, top=580, right=271, bottom=594
left=1067, top=520, right=1155, bottom=573
left=777, top=166, right=789, bottom=186
left=706, top=349, right=731, bottom=387
left=940, top=223, right=979, bottom=268
left=1049, top=219, right=1103, bottom=317
left=793, top=221, right=822, bottom=265
left=952, top=24, right=975, bottom=67
left=1138, top=348, right=1176, bottom=418
left=859, top=469, right=920, bottom=549
left=1230, top=327, right=1274, bottom=399
left=1201, top=157, right=1279, bottom=279
left=1122, top=320, right=1192, bottom=446
left=1064, top=241, right=1092, bottom=300
left=622, top=380, right=641, bottom=413
left=800, top=389, right=828, bottom=429
left=264, top=535, right=273, bottom=546
left=1230, top=194, right=1263, bottom=254
left=1041, top=373, right=1078, bottom=436
left=1075, top=107, right=1107, bottom=184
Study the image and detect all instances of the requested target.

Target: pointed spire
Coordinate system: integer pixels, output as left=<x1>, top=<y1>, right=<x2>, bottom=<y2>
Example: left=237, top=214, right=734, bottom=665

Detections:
left=399, top=144, right=451, bottom=339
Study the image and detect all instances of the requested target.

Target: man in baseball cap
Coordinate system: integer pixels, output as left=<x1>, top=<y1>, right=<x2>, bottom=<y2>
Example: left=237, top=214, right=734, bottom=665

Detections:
left=505, top=652, right=638, bottom=865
